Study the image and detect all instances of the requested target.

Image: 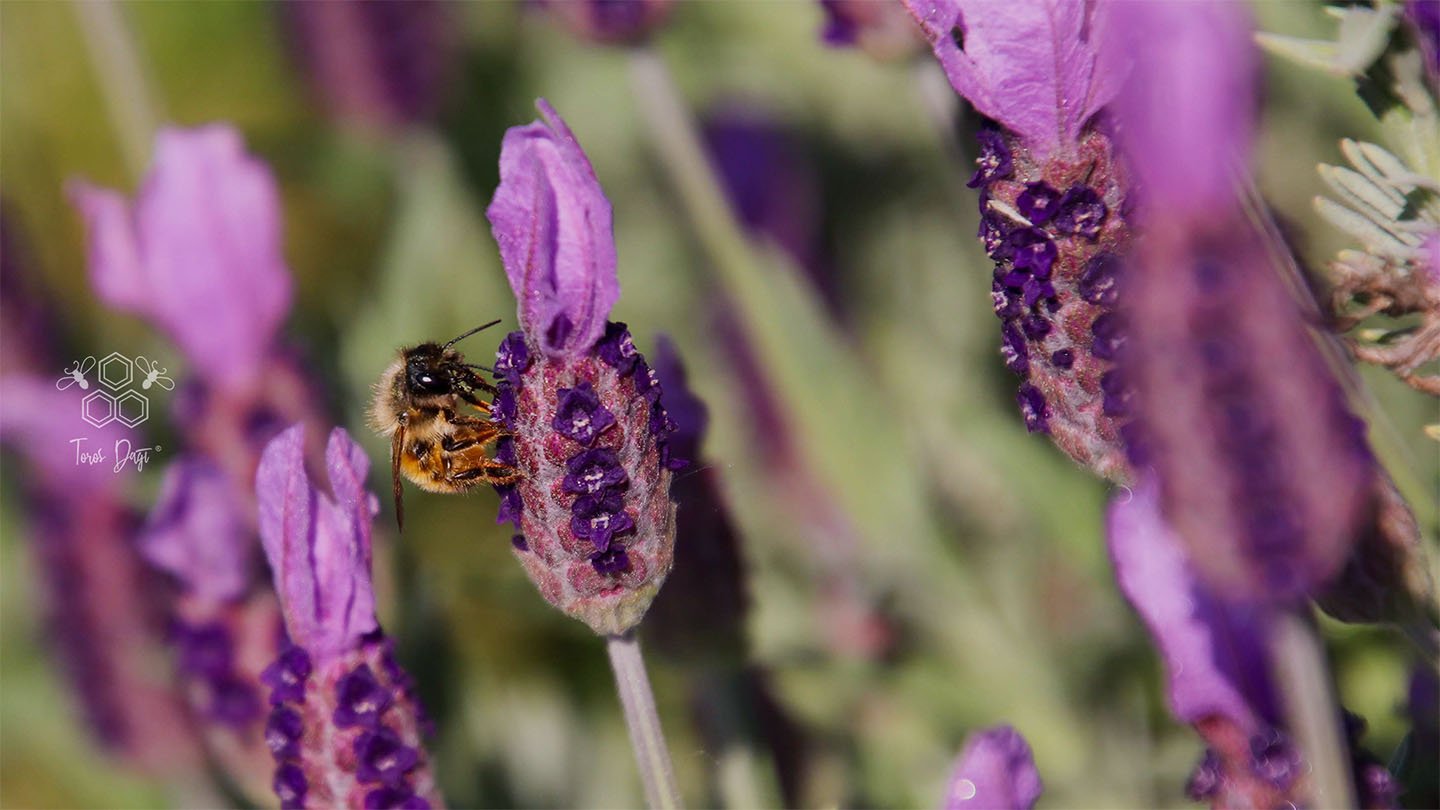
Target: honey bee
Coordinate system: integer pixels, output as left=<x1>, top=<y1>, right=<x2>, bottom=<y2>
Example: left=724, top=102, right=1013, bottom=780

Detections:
left=370, top=320, right=521, bottom=529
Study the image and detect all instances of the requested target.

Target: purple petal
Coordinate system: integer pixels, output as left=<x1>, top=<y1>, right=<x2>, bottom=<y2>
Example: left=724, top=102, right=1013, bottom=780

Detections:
left=256, top=424, right=378, bottom=660
left=70, top=125, right=293, bottom=390
left=486, top=99, right=618, bottom=359
left=0, top=375, right=130, bottom=491
left=902, top=0, right=1121, bottom=156
left=138, top=457, right=252, bottom=601
left=942, top=725, right=1042, bottom=810
left=1103, top=2, right=1257, bottom=216
left=650, top=335, right=708, bottom=462
left=1106, top=481, right=1276, bottom=731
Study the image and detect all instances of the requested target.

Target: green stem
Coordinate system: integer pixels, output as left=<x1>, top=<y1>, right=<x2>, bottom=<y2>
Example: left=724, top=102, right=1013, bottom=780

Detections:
left=1270, top=609, right=1358, bottom=809
left=607, top=633, right=683, bottom=810
left=73, top=0, right=162, bottom=181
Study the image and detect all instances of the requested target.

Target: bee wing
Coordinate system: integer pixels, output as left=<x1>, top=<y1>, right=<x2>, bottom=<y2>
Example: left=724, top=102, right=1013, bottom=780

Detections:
left=79, top=356, right=96, bottom=374
left=55, top=375, right=76, bottom=390
left=391, top=424, right=406, bottom=533
left=151, top=376, right=175, bottom=391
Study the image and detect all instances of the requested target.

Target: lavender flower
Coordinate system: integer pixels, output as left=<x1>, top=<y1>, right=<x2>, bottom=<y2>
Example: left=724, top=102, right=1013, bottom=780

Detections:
left=71, top=124, right=332, bottom=800
left=1107, top=1, right=1375, bottom=603
left=70, top=125, right=292, bottom=394
left=282, top=0, right=455, bottom=132
left=537, top=0, right=673, bottom=45
left=1109, top=484, right=1397, bottom=808
left=0, top=378, right=203, bottom=775
left=942, top=726, right=1042, bottom=810
left=486, top=99, right=680, bottom=637
left=903, top=0, right=1132, bottom=481
left=256, top=425, right=441, bottom=809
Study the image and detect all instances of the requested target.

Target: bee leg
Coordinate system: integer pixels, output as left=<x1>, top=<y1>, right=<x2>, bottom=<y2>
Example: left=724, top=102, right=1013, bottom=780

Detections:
left=456, top=367, right=499, bottom=396
left=441, top=434, right=479, bottom=452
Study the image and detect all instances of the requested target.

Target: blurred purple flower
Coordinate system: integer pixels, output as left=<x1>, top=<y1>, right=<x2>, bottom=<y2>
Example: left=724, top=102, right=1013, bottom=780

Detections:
left=488, top=99, right=619, bottom=360
left=69, top=125, right=292, bottom=393
left=538, top=0, right=673, bottom=45
left=1405, top=0, right=1440, bottom=80
left=1108, top=1, right=1375, bottom=603
left=1107, top=482, right=1277, bottom=733
left=942, top=725, right=1042, bottom=810
left=902, top=0, right=1122, bottom=159
left=818, top=0, right=923, bottom=60
left=283, top=0, right=455, bottom=132
left=0, top=376, right=204, bottom=775
left=702, top=105, right=837, bottom=316
left=140, top=458, right=252, bottom=603
left=1102, top=2, right=1256, bottom=218
left=1109, top=484, right=1399, bottom=808
left=487, top=100, right=681, bottom=637
left=256, top=425, right=440, bottom=809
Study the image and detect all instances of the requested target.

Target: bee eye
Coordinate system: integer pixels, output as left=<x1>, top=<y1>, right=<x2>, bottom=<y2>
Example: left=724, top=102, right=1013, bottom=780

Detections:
left=407, top=364, right=451, bottom=395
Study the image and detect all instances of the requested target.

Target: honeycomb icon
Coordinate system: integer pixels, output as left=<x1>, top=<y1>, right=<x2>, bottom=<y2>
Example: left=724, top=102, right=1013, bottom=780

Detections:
left=97, top=352, right=133, bottom=391
left=82, top=390, right=117, bottom=428
left=114, top=390, right=149, bottom=428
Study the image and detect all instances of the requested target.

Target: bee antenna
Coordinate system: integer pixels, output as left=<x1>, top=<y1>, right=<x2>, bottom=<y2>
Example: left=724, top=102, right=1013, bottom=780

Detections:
left=443, top=319, right=503, bottom=349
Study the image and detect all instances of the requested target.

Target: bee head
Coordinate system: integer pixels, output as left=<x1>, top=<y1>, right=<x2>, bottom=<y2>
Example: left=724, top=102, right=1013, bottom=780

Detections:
left=403, top=344, right=454, bottom=397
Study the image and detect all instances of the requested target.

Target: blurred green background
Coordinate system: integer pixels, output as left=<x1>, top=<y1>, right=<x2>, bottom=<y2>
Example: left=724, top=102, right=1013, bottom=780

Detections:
left=1, top=2, right=1434, bottom=808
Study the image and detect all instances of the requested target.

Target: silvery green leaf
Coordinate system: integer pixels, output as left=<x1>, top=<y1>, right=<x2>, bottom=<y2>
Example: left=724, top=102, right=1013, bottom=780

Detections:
left=1353, top=140, right=1414, bottom=182
left=1319, top=163, right=1406, bottom=218
left=1255, top=33, right=1343, bottom=74
left=1333, top=5, right=1397, bottom=74
left=1315, top=196, right=1423, bottom=258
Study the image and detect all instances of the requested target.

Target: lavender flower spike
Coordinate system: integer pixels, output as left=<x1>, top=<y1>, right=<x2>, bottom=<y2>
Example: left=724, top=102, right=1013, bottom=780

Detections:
left=1108, top=1, right=1375, bottom=602
left=256, top=425, right=441, bottom=809
left=942, top=726, right=1042, bottom=810
left=904, top=0, right=1133, bottom=480
left=487, top=100, right=680, bottom=637
left=69, top=125, right=292, bottom=391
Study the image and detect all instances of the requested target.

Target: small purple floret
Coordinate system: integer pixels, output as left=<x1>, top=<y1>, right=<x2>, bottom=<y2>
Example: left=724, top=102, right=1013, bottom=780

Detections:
left=364, top=784, right=428, bottom=810
left=1001, top=322, right=1029, bottom=376
left=1248, top=730, right=1301, bottom=789
left=968, top=129, right=1013, bottom=188
left=562, top=448, right=629, bottom=494
left=552, top=382, right=616, bottom=445
left=1016, top=182, right=1062, bottom=225
left=265, top=704, right=304, bottom=758
left=1089, top=313, right=1125, bottom=360
left=274, top=762, right=308, bottom=810
left=1184, top=750, right=1222, bottom=801
left=355, top=727, right=420, bottom=785
left=494, top=331, right=530, bottom=384
left=332, top=664, right=392, bottom=729
left=1054, top=186, right=1107, bottom=239
left=1016, top=383, right=1049, bottom=433
left=261, top=645, right=313, bottom=705
left=1008, top=229, right=1057, bottom=278
left=590, top=546, right=632, bottom=575
left=595, top=321, right=640, bottom=375
left=1078, top=253, right=1120, bottom=306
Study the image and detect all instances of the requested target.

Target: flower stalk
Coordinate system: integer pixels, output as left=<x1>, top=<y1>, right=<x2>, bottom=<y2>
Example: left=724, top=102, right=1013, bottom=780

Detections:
left=1269, top=611, right=1359, bottom=810
left=607, top=633, right=683, bottom=810
left=72, top=0, right=161, bottom=181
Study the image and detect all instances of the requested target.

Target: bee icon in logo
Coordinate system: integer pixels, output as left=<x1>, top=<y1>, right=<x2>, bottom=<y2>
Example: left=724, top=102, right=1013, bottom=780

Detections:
left=55, top=356, right=97, bottom=391
left=133, top=357, right=175, bottom=391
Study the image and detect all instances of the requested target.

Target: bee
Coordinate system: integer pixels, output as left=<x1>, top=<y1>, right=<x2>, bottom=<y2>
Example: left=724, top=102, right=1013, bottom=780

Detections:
left=370, top=320, right=521, bottom=530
